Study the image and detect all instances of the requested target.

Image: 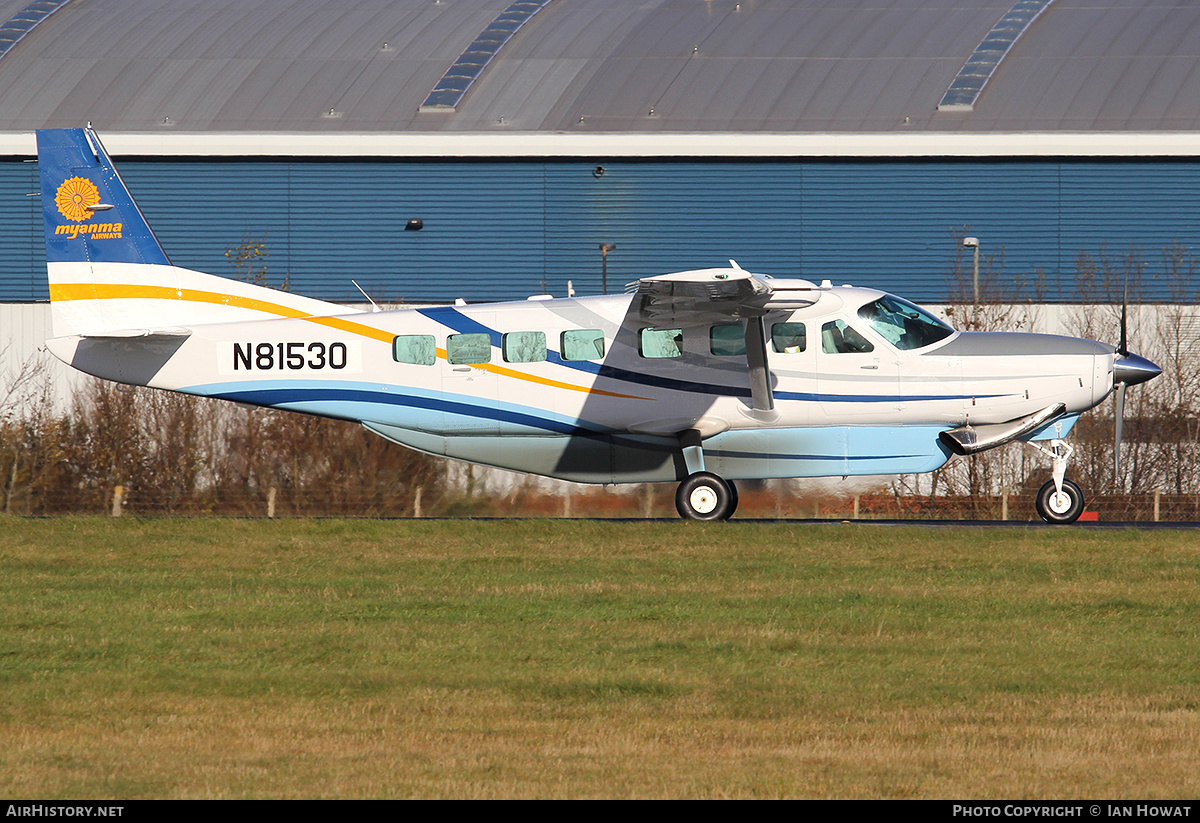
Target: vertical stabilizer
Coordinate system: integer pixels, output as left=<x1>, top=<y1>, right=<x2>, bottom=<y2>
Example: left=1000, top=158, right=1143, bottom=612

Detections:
left=38, top=128, right=170, bottom=268
left=37, top=127, right=352, bottom=339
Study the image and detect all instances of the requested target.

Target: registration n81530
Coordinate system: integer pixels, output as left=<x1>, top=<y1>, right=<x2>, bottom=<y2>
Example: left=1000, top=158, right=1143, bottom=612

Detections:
left=219, top=341, right=362, bottom=375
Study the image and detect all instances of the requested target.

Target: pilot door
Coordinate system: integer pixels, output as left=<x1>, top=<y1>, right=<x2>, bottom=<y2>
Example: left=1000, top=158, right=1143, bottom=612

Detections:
left=816, top=318, right=900, bottom=421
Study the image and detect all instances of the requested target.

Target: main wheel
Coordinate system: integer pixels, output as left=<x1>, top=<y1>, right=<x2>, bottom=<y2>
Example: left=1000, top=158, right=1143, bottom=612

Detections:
left=675, top=472, right=735, bottom=521
left=1035, top=478, right=1085, bottom=524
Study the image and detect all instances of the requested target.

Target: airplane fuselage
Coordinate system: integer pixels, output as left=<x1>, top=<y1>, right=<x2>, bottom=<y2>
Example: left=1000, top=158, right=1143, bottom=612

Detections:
left=47, top=273, right=1115, bottom=485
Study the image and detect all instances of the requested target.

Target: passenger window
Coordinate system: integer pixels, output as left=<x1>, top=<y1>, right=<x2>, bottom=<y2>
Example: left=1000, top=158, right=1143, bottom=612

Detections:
left=821, top=320, right=874, bottom=354
left=640, top=328, right=683, bottom=358
left=710, top=324, right=745, bottom=356
left=503, top=331, right=546, bottom=363
left=561, top=329, right=605, bottom=361
left=771, top=322, right=806, bottom=353
left=447, top=332, right=492, bottom=365
left=393, top=334, right=436, bottom=366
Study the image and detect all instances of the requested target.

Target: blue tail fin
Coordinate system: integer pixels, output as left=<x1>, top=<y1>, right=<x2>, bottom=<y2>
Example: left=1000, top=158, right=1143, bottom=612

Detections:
left=37, top=128, right=170, bottom=266
left=38, top=126, right=352, bottom=340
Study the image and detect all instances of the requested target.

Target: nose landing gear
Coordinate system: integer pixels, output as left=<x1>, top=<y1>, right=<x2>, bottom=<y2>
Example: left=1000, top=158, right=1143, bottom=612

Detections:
left=1035, top=477, right=1085, bottom=524
left=1028, top=438, right=1086, bottom=524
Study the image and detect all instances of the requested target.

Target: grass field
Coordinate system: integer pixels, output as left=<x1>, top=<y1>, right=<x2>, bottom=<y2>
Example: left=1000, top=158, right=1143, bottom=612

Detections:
left=2, top=517, right=1200, bottom=799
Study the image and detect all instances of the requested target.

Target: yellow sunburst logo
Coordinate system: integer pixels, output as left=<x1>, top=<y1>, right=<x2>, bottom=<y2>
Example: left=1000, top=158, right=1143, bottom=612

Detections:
left=56, top=176, right=101, bottom=222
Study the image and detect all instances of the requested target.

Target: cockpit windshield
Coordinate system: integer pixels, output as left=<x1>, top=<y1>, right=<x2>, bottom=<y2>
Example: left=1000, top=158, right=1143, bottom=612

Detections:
left=857, top=295, right=954, bottom=351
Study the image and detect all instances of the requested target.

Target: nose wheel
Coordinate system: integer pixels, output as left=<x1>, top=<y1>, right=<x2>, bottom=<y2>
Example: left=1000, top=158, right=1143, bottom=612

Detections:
left=1035, top=478, right=1085, bottom=524
left=1027, top=438, right=1086, bottom=524
left=675, top=472, right=738, bottom=521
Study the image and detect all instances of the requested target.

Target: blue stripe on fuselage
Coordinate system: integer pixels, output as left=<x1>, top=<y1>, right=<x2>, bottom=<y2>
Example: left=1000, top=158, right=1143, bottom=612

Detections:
left=188, top=380, right=598, bottom=436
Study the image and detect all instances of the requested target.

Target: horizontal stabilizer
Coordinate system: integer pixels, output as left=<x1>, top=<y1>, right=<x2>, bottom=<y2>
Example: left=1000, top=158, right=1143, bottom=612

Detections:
left=80, top=327, right=192, bottom=341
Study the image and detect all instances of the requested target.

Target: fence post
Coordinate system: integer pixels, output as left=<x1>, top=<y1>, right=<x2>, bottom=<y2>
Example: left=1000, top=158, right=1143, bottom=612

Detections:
left=1154, top=489, right=1161, bottom=522
left=414, top=486, right=423, bottom=518
left=1001, top=488, right=1009, bottom=521
left=5, top=453, right=17, bottom=515
left=267, top=487, right=276, bottom=519
left=111, top=485, right=124, bottom=517
left=853, top=494, right=860, bottom=519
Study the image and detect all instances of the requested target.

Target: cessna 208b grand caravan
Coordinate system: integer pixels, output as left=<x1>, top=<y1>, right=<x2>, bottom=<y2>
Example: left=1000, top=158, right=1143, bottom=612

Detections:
left=37, top=128, right=1161, bottom=522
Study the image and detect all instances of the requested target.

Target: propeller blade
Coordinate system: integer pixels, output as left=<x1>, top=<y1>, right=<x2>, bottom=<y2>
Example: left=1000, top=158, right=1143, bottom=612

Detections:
left=1118, top=266, right=1130, bottom=356
left=1114, top=268, right=1130, bottom=489
left=1118, top=300, right=1128, bottom=357
left=1113, top=381, right=1126, bottom=487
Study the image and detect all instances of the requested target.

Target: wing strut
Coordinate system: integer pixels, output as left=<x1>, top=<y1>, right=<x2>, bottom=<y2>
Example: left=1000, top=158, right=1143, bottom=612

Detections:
left=743, top=316, right=775, bottom=413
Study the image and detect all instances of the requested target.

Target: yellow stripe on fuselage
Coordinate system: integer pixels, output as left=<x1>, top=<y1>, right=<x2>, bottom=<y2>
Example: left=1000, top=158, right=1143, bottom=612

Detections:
left=50, top=282, right=646, bottom=400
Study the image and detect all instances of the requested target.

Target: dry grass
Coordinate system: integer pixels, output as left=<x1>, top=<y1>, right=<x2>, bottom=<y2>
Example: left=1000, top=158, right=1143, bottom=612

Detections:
left=2, top=517, right=1200, bottom=798
left=6, top=693, right=1200, bottom=799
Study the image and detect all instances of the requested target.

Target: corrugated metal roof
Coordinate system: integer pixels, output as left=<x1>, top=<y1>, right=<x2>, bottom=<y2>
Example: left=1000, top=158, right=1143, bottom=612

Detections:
left=0, top=0, right=1196, bottom=135
left=958, top=0, right=1200, bottom=130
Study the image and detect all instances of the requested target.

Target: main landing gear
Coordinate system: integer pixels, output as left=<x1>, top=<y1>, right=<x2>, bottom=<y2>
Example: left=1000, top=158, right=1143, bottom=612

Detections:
left=1028, top=438, right=1086, bottom=524
left=674, top=429, right=738, bottom=520
left=675, top=471, right=739, bottom=521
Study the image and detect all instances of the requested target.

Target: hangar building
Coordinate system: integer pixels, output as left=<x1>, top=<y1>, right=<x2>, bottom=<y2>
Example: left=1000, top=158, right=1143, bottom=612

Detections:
left=0, top=0, right=1198, bottom=308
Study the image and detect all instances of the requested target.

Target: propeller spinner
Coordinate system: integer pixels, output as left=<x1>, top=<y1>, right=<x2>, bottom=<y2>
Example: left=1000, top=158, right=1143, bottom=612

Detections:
left=1111, top=351, right=1161, bottom=484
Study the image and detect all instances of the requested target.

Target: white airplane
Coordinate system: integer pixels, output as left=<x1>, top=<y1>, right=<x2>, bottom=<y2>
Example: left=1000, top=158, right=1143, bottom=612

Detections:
left=36, top=127, right=1161, bottom=522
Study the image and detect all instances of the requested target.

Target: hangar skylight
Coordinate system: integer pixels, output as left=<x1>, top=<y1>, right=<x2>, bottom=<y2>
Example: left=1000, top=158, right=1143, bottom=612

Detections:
left=420, top=0, right=556, bottom=112
left=938, top=0, right=1056, bottom=112
left=0, top=0, right=73, bottom=61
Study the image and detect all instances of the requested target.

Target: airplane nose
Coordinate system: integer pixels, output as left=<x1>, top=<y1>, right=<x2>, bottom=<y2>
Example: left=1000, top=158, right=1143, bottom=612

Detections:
left=1114, top=352, right=1162, bottom=387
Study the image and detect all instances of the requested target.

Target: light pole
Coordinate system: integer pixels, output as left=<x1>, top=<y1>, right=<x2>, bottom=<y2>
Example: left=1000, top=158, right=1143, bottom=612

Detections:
left=962, top=236, right=979, bottom=306
left=599, top=243, right=616, bottom=294
left=963, top=236, right=979, bottom=327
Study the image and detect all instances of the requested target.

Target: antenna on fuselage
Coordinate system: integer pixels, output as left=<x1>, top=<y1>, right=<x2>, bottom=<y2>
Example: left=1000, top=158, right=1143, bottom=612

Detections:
left=351, top=280, right=382, bottom=312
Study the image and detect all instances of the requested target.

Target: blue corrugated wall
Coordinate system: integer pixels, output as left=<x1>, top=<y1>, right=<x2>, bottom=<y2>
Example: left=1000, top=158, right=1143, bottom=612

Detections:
left=3, top=158, right=1198, bottom=303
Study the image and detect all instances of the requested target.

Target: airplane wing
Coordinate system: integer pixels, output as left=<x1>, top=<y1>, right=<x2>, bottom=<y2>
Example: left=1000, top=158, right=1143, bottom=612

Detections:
left=632, top=266, right=820, bottom=416
left=632, top=265, right=817, bottom=323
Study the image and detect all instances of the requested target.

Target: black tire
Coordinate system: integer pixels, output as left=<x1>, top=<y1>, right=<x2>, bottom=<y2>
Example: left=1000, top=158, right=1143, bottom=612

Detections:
left=1035, top=478, right=1085, bottom=524
left=675, top=472, right=735, bottom=521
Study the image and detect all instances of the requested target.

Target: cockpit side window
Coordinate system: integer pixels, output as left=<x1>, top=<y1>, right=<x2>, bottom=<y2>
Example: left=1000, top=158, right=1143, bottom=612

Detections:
left=857, top=295, right=954, bottom=351
left=821, top=320, right=873, bottom=354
